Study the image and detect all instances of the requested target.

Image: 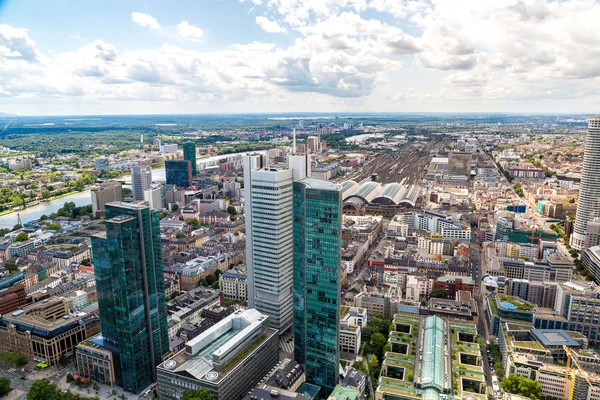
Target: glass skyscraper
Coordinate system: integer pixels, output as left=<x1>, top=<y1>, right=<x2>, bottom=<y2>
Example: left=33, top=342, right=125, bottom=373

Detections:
left=183, top=141, right=197, bottom=177
left=165, top=160, right=192, bottom=188
left=91, top=202, right=168, bottom=394
left=293, top=178, right=342, bottom=396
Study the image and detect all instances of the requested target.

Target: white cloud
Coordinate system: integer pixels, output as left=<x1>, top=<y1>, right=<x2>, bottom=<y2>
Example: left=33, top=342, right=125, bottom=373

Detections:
left=255, top=16, right=287, bottom=33
left=131, top=12, right=161, bottom=30
left=176, top=20, right=204, bottom=39
left=70, top=32, right=81, bottom=40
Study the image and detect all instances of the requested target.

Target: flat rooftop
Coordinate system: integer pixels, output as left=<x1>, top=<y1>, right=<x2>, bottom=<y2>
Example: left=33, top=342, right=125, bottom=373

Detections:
left=158, top=309, right=275, bottom=383
left=531, top=329, right=580, bottom=347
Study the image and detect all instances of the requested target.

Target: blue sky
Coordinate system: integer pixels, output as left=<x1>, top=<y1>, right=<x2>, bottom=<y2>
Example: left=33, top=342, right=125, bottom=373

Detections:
left=0, top=0, right=599, bottom=115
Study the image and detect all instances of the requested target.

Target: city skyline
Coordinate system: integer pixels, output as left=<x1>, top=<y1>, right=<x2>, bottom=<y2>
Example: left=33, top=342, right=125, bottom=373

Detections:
left=1, top=0, right=600, bottom=116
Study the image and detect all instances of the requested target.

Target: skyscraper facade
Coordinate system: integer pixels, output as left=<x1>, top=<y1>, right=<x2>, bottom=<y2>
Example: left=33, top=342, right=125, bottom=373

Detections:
left=165, top=160, right=192, bottom=188
left=131, top=164, right=152, bottom=201
left=571, top=117, right=600, bottom=250
left=183, top=141, right=198, bottom=177
left=91, top=202, right=168, bottom=394
left=293, top=178, right=342, bottom=395
left=243, top=154, right=294, bottom=332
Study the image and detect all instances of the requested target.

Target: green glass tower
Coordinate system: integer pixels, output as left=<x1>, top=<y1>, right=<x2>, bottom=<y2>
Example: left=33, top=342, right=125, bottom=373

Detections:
left=183, top=141, right=197, bottom=176
left=91, top=202, right=168, bottom=394
left=293, top=178, right=342, bottom=396
left=165, top=160, right=192, bottom=188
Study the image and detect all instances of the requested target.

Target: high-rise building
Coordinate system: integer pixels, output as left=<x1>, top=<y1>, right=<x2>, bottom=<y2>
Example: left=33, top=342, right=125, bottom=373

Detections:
left=91, top=181, right=123, bottom=218
left=293, top=178, right=342, bottom=395
left=143, top=184, right=164, bottom=210
left=91, top=202, right=169, bottom=394
left=243, top=154, right=294, bottom=332
left=572, top=117, right=600, bottom=250
left=183, top=141, right=197, bottom=176
left=132, top=164, right=152, bottom=201
left=165, top=160, right=192, bottom=188
left=306, top=136, right=320, bottom=154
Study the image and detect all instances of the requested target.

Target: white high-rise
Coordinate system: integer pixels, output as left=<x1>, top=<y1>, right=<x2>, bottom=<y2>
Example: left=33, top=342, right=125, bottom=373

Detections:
left=132, top=164, right=152, bottom=201
left=571, top=117, right=600, bottom=250
left=243, top=152, right=309, bottom=333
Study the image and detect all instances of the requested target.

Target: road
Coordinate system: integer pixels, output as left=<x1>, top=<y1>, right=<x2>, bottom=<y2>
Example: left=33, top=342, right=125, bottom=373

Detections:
left=470, top=224, right=496, bottom=397
left=0, top=364, right=74, bottom=399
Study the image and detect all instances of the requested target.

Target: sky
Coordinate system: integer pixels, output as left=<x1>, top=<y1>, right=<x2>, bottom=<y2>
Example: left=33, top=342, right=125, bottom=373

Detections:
left=0, top=0, right=599, bottom=116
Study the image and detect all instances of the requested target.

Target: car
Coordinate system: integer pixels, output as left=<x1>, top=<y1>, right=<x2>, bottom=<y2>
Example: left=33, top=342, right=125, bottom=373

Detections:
left=20, top=376, right=26, bottom=380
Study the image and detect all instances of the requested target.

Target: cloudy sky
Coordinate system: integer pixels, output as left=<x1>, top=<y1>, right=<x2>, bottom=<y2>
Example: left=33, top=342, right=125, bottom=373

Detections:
left=0, top=0, right=599, bottom=115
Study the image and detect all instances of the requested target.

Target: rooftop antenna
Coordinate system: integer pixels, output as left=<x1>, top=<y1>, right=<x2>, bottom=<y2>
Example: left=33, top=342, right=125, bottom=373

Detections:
left=292, top=128, right=297, bottom=155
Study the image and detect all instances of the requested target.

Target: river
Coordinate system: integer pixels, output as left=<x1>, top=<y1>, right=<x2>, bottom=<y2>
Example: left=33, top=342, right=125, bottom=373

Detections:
left=0, top=151, right=262, bottom=228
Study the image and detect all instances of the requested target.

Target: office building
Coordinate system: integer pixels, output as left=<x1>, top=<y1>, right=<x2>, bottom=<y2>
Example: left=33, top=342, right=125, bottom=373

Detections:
left=165, top=160, right=192, bottom=188
left=293, top=178, right=342, bottom=395
left=160, top=143, right=178, bottom=154
left=306, top=136, right=320, bottom=154
left=339, top=307, right=367, bottom=355
left=144, top=184, right=164, bottom=210
left=91, top=202, right=169, bottom=394
left=243, top=155, right=295, bottom=332
left=0, top=299, right=87, bottom=366
left=91, top=181, right=123, bottom=218
left=376, top=315, right=485, bottom=400
left=76, top=335, right=118, bottom=386
left=156, top=309, right=279, bottom=400
left=183, top=141, right=198, bottom=176
left=132, top=164, right=152, bottom=201
left=571, top=117, right=600, bottom=250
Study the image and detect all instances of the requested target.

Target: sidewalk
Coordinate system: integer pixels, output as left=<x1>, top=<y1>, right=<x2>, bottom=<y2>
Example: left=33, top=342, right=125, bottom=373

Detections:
left=56, top=374, right=141, bottom=400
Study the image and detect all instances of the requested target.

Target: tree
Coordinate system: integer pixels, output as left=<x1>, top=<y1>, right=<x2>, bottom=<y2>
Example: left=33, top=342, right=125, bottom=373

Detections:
left=0, top=376, right=11, bottom=396
left=80, top=259, right=91, bottom=266
left=206, top=274, right=216, bottom=286
left=212, top=281, right=220, bottom=290
left=26, top=379, right=61, bottom=400
left=13, top=223, right=22, bottom=230
left=59, top=354, right=69, bottom=367
left=430, top=289, right=449, bottom=299
left=227, top=206, right=237, bottom=216
left=171, top=204, right=179, bottom=212
left=93, top=383, right=99, bottom=392
left=368, top=354, right=380, bottom=381
left=14, top=232, right=29, bottom=242
left=175, top=233, right=186, bottom=239
left=500, top=374, right=542, bottom=400
left=46, top=223, right=62, bottom=231
left=188, top=218, right=200, bottom=228
left=569, top=198, right=576, bottom=204
left=4, top=260, right=18, bottom=273
left=66, top=373, right=74, bottom=384
left=181, top=389, right=214, bottom=400
left=0, top=228, right=9, bottom=237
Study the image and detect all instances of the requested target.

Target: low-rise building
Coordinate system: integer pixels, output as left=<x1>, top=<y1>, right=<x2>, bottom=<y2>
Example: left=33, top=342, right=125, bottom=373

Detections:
left=219, top=272, right=247, bottom=301
left=0, top=299, right=87, bottom=366
left=339, top=307, right=367, bottom=355
left=76, top=334, right=118, bottom=386
left=156, top=309, right=279, bottom=400
left=0, top=285, right=26, bottom=314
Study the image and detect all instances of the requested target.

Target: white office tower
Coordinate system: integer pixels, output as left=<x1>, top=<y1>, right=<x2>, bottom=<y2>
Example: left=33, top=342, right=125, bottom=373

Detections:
left=243, top=154, right=294, bottom=332
left=144, top=185, right=163, bottom=210
left=289, top=154, right=311, bottom=181
left=132, top=164, right=152, bottom=201
left=572, top=117, right=600, bottom=250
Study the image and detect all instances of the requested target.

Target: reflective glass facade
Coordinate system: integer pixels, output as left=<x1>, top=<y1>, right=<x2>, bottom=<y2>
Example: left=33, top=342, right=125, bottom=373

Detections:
left=293, top=179, right=342, bottom=396
left=91, top=202, right=168, bottom=394
left=183, top=142, right=197, bottom=177
left=165, top=160, right=192, bottom=188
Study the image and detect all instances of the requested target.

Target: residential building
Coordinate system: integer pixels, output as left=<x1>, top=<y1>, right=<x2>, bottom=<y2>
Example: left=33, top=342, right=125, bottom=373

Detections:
left=0, top=285, right=26, bottom=314
left=183, top=141, right=198, bottom=176
left=132, top=164, right=152, bottom=201
left=156, top=309, right=279, bottom=400
left=166, top=160, right=193, bottom=188
left=243, top=154, right=295, bottom=332
left=572, top=117, right=600, bottom=250
left=219, top=272, right=247, bottom=301
left=91, top=181, right=123, bottom=218
left=293, top=177, right=342, bottom=395
left=340, top=307, right=367, bottom=354
left=91, top=202, right=169, bottom=394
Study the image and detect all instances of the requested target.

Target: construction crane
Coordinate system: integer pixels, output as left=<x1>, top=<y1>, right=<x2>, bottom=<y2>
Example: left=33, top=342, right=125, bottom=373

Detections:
left=562, top=345, right=597, bottom=400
